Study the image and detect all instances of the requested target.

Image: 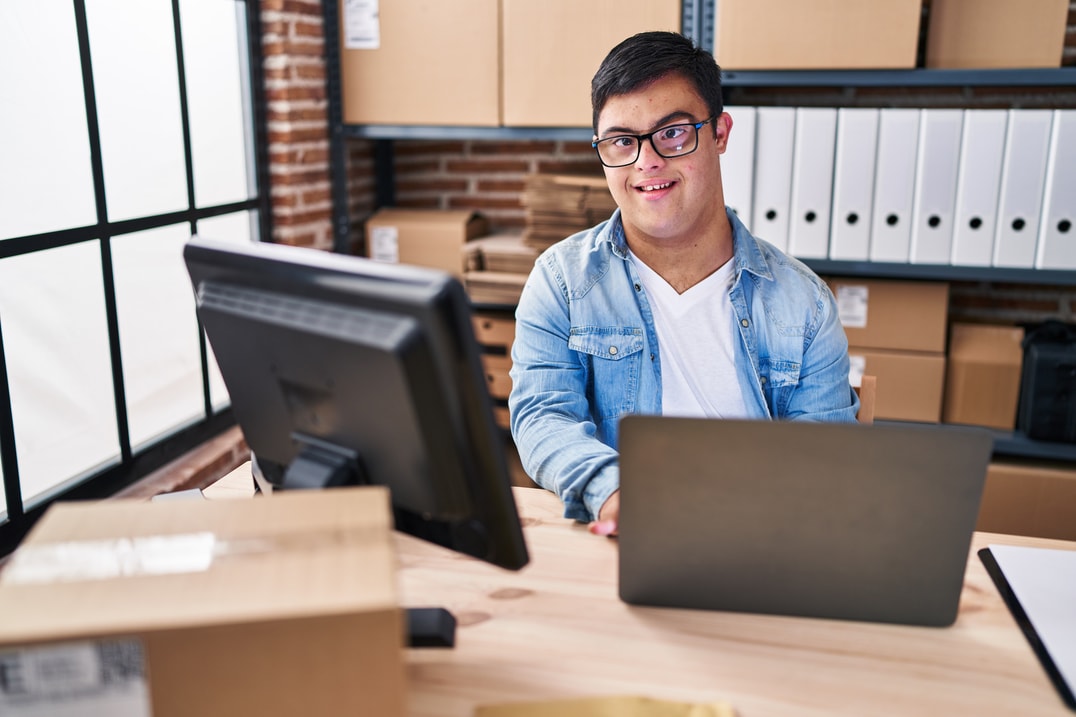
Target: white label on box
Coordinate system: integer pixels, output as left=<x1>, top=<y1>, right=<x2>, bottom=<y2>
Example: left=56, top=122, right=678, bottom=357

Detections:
left=2, top=533, right=216, bottom=585
left=848, top=354, right=866, bottom=388
left=369, top=225, right=399, bottom=263
left=836, top=285, right=869, bottom=329
left=0, top=640, right=150, bottom=717
left=343, top=0, right=380, bottom=50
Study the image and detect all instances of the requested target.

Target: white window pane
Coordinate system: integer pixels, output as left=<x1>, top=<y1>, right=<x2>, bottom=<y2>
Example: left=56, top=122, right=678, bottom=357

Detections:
left=194, top=211, right=259, bottom=409
left=0, top=3, right=96, bottom=239
left=86, top=0, right=188, bottom=222
left=181, top=0, right=255, bottom=207
left=113, top=225, right=205, bottom=450
left=0, top=244, right=120, bottom=504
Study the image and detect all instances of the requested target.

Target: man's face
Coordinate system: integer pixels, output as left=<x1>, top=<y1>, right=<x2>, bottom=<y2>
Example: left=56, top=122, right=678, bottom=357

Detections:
left=594, top=73, right=730, bottom=246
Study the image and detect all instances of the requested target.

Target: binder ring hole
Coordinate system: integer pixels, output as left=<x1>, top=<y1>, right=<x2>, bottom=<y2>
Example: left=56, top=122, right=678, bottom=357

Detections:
left=846, top=212, right=859, bottom=225
left=805, top=211, right=817, bottom=223
left=1012, top=218, right=1026, bottom=231
left=928, top=215, right=941, bottom=228
left=969, top=217, right=983, bottom=230
left=765, top=209, right=777, bottom=221
left=1059, top=220, right=1072, bottom=234
left=886, top=214, right=899, bottom=226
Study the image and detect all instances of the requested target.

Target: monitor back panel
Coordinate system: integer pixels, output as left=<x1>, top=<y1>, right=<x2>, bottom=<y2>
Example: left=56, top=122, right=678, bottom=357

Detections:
left=617, top=417, right=993, bottom=627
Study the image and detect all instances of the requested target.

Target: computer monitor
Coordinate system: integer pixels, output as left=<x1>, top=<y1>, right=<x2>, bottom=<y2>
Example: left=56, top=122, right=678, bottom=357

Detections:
left=183, top=236, right=529, bottom=639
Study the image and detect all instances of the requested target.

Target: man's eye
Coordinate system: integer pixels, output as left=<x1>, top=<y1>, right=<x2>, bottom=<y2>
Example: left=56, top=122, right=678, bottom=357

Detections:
left=611, top=136, right=636, bottom=149
left=659, top=126, right=688, bottom=140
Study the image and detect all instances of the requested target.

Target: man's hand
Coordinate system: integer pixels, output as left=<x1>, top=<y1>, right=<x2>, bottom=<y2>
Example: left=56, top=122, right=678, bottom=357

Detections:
left=588, top=490, right=619, bottom=537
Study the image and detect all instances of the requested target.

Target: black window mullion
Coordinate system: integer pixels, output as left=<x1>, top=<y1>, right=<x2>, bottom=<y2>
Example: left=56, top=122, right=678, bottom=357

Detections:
left=73, top=0, right=131, bottom=462
left=170, top=0, right=214, bottom=418
left=244, top=0, right=273, bottom=244
left=0, top=321, right=24, bottom=520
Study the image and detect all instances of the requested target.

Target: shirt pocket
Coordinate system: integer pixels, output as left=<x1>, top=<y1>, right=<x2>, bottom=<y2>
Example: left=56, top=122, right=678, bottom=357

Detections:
left=569, top=326, right=644, bottom=418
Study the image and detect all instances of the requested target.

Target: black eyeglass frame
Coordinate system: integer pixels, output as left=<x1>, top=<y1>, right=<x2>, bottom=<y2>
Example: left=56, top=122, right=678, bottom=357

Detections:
left=591, top=116, right=717, bottom=168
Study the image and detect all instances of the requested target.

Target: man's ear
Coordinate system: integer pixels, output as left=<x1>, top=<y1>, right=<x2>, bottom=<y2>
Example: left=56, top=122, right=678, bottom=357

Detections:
left=715, top=112, right=733, bottom=154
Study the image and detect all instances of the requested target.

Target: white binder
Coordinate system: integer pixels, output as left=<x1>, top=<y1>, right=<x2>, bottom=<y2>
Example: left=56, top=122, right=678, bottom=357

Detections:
left=788, top=107, right=837, bottom=259
left=829, top=108, right=880, bottom=262
left=721, top=106, right=757, bottom=225
left=951, top=110, right=1008, bottom=267
left=993, top=109, right=1053, bottom=268
left=909, top=109, right=963, bottom=265
left=869, top=109, right=920, bottom=263
left=1035, top=110, right=1076, bottom=270
left=751, top=107, right=796, bottom=252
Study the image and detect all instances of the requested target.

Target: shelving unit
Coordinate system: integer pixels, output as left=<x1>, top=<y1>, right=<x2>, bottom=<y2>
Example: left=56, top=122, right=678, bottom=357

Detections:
left=319, top=0, right=1075, bottom=465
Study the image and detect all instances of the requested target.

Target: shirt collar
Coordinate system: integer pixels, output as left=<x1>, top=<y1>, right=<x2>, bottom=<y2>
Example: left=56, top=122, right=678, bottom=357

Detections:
left=604, top=207, right=775, bottom=284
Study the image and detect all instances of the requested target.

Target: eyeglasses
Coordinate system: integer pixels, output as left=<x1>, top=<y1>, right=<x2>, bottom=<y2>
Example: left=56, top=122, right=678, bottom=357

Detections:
left=592, top=117, right=716, bottom=168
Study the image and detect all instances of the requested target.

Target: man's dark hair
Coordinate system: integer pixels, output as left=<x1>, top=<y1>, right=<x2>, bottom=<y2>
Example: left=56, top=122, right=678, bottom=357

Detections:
left=591, top=31, right=723, bottom=133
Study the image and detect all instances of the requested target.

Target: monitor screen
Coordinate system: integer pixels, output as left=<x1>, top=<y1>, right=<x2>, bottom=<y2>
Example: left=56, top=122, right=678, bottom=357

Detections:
left=183, top=236, right=529, bottom=573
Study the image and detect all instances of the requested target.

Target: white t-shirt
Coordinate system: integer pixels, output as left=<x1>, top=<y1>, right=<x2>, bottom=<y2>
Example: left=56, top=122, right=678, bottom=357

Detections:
left=629, top=252, right=749, bottom=419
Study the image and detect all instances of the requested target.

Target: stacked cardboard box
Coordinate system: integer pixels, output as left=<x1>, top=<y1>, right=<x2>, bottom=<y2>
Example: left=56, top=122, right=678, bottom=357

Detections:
left=472, top=311, right=517, bottom=430
left=521, top=173, right=617, bottom=250
left=365, top=209, right=488, bottom=279
left=926, top=0, right=1069, bottom=69
left=943, top=323, right=1025, bottom=430
left=714, top=0, right=922, bottom=69
left=978, top=460, right=1076, bottom=541
left=827, top=278, right=950, bottom=423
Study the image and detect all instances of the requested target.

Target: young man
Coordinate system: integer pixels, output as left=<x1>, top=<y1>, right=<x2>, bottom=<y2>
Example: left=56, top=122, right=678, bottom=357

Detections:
left=508, top=31, right=857, bottom=536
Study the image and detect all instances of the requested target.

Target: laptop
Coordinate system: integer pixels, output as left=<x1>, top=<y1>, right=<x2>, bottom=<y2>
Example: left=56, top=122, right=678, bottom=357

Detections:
left=617, top=416, right=994, bottom=627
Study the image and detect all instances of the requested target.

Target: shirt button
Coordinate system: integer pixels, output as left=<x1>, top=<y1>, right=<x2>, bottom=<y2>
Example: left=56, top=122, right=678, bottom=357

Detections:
left=634, top=283, right=641, bottom=291
left=740, top=319, right=749, bottom=328
left=760, top=376, right=768, bottom=384
left=609, top=346, right=618, bottom=355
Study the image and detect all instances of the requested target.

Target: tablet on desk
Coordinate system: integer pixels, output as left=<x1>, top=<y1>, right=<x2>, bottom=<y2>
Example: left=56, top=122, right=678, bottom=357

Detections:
left=980, top=545, right=1076, bottom=712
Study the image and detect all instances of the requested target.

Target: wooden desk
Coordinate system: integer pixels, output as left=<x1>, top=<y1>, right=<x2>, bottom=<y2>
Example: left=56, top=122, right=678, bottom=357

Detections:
left=206, top=469, right=1074, bottom=716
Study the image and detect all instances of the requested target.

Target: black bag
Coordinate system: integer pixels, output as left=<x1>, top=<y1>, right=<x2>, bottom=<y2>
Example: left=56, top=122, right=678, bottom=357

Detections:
left=1016, top=320, right=1076, bottom=443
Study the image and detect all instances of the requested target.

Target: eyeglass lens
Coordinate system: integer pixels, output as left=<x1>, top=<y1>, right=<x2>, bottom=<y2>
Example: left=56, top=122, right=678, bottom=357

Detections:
left=595, top=122, right=701, bottom=167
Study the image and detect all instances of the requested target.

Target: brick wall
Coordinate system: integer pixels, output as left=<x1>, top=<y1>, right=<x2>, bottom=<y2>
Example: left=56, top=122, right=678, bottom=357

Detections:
left=261, top=0, right=333, bottom=250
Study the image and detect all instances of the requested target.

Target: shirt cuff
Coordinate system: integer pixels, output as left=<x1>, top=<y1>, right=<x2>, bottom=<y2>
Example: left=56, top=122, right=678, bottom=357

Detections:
left=582, top=466, right=620, bottom=523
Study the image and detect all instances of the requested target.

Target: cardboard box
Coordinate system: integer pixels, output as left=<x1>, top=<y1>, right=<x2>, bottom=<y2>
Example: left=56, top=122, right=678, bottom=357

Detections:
left=366, top=209, right=489, bottom=278
left=338, top=0, right=499, bottom=126
left=715, top=0, right=922, bottom=70
left=481, top=354, right=513, bottom=401
left=847, top=348, right=947, bottom=423
left=926, top=0, right=1069, bottom=69
left=502, top=0, right=681, bottom=127
left=473, top=313, right=516, bottom=349
left=978, top=460, right=1076, bottom=541
left=0, top=488, right=406, bottom=717
left=827, top=278, right=950, bottom=353
left=943, top=323, right=1025, bottom=430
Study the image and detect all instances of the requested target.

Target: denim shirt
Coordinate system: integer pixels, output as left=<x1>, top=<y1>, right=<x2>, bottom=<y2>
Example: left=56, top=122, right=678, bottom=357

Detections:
left=508, top=208, right=859, bottom=522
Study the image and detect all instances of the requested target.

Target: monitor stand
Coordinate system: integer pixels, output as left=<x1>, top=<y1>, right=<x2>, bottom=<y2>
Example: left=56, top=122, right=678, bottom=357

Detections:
left=280, top=443, right=459, bottom=649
